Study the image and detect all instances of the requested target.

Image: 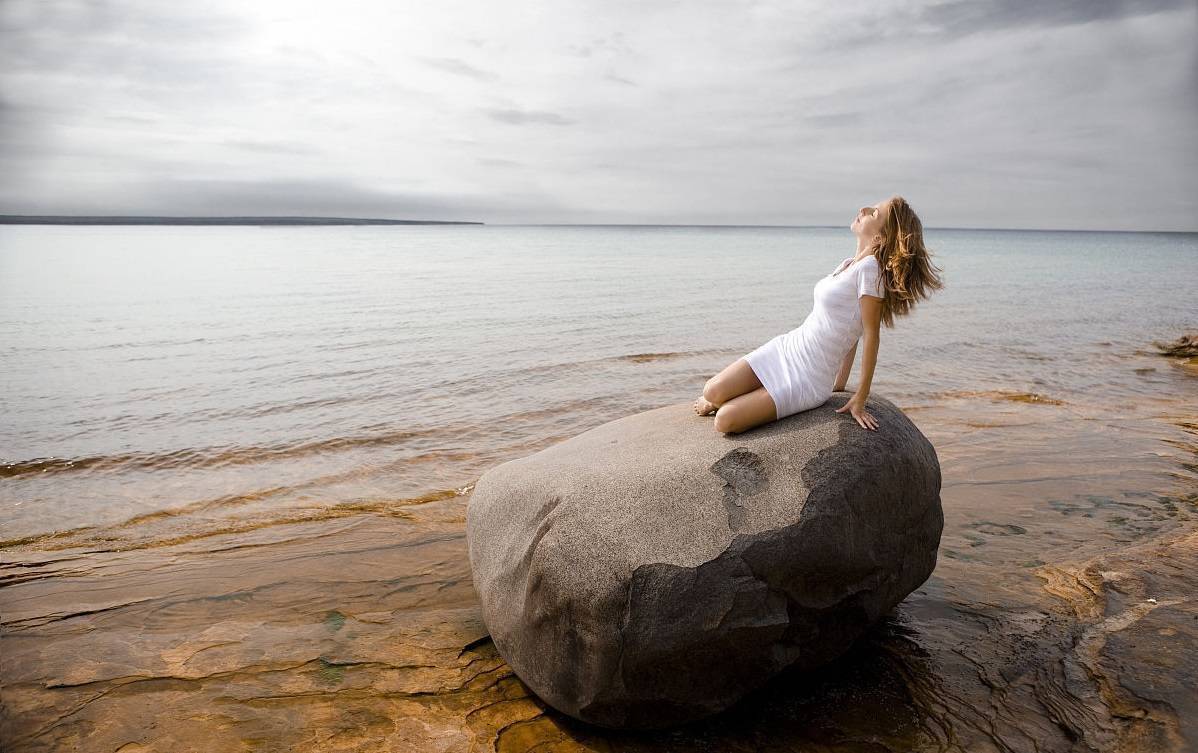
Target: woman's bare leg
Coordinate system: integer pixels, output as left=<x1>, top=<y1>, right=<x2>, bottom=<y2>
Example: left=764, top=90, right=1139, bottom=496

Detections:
left=714, top=387, right=777, bottom=433
left=693, top=358, right=763, bottom=415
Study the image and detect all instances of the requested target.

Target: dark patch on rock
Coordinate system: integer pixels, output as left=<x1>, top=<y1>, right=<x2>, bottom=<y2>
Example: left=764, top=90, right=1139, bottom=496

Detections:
left=709, top=447, right=769, bottom=531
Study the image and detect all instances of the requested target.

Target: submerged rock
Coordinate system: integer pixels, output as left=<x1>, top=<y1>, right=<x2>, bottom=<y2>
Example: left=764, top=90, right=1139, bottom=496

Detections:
left=465, top=394, right=944, bottom=730
left=1151, top=332, right=1198, bottom=358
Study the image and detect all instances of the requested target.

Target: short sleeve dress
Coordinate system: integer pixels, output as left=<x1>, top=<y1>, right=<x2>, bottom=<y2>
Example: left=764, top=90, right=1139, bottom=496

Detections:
left=741, top=254, right=883, bottom=419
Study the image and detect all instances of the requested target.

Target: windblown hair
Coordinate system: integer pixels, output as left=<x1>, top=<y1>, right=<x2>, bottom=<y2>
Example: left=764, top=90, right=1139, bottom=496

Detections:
left=866, top=195, right=944, bottom=329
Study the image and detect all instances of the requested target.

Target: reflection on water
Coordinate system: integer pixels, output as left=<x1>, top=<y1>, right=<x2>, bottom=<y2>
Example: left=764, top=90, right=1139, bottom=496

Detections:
left=2, top=226, right=1197, bottom=750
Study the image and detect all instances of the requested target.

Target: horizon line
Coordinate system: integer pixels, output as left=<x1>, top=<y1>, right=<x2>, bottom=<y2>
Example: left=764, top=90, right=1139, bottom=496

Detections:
left=0, top=214, right=1194, bottom=234
left=494, top=222, right=1196, bottom=234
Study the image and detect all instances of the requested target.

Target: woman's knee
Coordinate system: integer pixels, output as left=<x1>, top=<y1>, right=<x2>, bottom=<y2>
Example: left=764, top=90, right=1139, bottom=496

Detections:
left=702, top=377, right=724, bottom=405
left=713, top=405, right=738, bottom=433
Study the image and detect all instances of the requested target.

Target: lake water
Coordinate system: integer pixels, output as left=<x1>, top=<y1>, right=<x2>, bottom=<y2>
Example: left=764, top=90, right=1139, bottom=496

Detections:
left=1, top=224, right=1196, bottom=752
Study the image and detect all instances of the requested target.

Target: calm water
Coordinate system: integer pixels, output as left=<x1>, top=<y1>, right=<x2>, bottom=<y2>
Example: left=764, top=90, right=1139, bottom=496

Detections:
left=0, top=224, right=1195, bottom=548
left=2, top=225, right=1197, bottom=752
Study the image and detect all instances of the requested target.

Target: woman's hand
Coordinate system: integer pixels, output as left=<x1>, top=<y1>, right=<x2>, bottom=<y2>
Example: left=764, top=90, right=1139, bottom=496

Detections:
left=835, top=393, right=877, bottom=431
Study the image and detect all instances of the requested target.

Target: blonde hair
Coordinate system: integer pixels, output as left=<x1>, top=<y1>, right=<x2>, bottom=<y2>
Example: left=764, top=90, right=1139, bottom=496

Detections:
left=867, top=195, right=944, bottom=329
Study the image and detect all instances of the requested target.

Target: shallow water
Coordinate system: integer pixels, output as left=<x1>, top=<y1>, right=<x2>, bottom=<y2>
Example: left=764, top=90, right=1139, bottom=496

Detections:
left=1, top=225, right=1196, bottom=751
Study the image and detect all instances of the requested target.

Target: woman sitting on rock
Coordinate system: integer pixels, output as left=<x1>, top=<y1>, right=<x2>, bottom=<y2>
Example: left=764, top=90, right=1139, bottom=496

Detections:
left=694, top=195, right=944, bottom=434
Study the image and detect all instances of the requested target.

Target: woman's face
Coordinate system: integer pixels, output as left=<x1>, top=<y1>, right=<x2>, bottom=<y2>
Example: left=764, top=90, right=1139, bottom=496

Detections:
left=851, top=200, right=888, bottom=238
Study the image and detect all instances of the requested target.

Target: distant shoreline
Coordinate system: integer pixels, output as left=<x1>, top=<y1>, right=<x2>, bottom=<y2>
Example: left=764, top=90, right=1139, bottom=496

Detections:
left=1, top=216, right=1191, bottom=233
left=0, top=215, right=484, bottom=226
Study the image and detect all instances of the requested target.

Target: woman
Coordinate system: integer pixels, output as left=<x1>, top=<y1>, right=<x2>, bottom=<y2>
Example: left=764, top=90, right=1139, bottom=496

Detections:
left=693, top=195, right=944, bottom=434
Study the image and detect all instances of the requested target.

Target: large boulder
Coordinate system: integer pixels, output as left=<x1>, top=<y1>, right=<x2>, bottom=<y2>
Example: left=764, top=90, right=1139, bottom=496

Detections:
left=465, top=394, right=943, bottom=729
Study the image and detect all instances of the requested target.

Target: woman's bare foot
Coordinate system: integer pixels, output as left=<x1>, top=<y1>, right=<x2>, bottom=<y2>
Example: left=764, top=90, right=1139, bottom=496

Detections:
left=693, top=395, right=718, bottom=416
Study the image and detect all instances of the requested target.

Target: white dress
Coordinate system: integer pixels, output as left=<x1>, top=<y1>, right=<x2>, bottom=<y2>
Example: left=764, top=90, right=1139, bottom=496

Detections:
left=741, top=254, right=884, bottom=419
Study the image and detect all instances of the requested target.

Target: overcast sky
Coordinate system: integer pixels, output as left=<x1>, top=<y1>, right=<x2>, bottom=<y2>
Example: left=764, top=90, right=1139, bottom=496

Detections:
left=1, top=0, right=1195, bottom=230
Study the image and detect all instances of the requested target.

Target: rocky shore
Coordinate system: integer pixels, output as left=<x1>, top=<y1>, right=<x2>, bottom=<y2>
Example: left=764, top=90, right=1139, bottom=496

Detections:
left=2, top=335, right=1195, bottom=751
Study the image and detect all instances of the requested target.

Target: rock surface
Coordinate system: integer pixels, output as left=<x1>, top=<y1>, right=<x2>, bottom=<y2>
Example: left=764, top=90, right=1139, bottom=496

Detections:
left=466, top=393, right=944, bottom=729
left=1152, top=332, right=1198, bottom=358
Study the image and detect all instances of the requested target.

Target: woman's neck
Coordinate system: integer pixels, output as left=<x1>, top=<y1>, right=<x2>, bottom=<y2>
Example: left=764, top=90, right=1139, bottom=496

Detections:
left=853, top=237, right=876, bottom=259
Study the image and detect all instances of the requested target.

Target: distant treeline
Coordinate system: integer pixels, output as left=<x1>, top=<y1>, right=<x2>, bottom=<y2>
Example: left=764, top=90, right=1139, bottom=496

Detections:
left=0, top=215, right=484, bottom=226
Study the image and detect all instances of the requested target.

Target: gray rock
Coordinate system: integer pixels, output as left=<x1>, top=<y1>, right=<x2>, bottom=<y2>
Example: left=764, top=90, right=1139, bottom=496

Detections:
left=465, top=394, right=944, bottom=729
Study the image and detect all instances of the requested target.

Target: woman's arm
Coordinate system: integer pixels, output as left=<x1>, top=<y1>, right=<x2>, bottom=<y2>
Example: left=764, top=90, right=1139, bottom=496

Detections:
left=833, top=338, right=858, bottom=391
left=837, top=264, right=884, bottom=429
left=855, top=298, right=883, bottom=402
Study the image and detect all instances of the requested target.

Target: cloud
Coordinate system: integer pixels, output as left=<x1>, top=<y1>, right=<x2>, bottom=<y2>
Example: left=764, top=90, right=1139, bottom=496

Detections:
left=485, top=108, right=575, bottom=126
left=0, top=0, right=1194, bottom=229
left=802, top=111, right=864, bottom=129
left=808, top=0, right=1194, bottom=48
left=0, top=175, right=572, bottom=222
left=419, top=56, right=498, bottom=81
left=222, top=140, right=321, bottom=155
left=916, top=0, right=1193, bottom=38
left=143, top=177, right=490, bottom=218
left=477, top=156, right=522, bottom=167
left=604, top=72, right=637, bottom=86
